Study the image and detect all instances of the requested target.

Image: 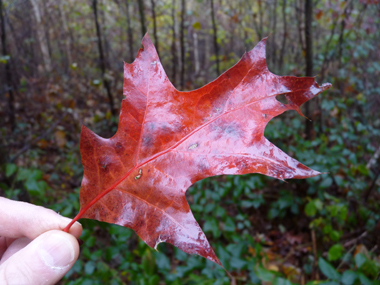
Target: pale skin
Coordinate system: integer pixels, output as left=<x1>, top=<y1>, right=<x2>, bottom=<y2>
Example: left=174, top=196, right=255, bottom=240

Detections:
left=0, top=197, right=82, bottom=284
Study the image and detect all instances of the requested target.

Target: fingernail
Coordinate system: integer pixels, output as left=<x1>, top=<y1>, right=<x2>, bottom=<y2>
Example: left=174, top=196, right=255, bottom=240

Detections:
left=38, top=234, right=75, bottom=269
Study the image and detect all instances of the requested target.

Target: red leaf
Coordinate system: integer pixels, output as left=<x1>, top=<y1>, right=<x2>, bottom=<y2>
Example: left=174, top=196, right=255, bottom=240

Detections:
left=66, top=34, right=331, bottom=265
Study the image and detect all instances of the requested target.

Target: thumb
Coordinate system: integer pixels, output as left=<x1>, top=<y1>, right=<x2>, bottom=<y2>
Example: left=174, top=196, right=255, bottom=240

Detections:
left=0, top=230, right=79, bottom=285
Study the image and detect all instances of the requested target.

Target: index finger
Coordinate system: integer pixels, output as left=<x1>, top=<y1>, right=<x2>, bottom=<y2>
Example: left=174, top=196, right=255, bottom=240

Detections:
left=0, top=197, right=82, bottom=239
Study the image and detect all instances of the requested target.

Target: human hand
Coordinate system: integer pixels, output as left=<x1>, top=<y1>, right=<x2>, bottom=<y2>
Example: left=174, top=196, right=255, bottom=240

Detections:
left=0, top=197, right=82, bottom=284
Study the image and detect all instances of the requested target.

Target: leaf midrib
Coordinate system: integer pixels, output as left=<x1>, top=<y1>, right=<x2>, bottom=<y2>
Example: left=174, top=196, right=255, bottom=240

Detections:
left=78, top=86, right=312, bottom=221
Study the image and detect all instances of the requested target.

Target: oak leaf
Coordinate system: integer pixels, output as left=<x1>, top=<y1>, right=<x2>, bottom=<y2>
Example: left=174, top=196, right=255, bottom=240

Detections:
left=67, top=34, right=331, bottom=265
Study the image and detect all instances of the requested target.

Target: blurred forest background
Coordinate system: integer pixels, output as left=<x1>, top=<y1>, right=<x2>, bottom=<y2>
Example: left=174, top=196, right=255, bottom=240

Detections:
left=1, top=0, right=380, bottom=284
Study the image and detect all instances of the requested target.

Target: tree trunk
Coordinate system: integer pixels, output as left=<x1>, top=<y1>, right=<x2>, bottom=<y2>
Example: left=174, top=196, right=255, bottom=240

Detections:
left=30, top=0, right=52, bottom=72
left=193, top=32, right=200, bottom=77
left=337, top=3, right=351, bottom=86
left=92, top=0, right=115, bottom=116
left=41, top=0, right=52, bottom=61
left=250, top=0, right=263, bottom=41
left=99, top=0, right=111, bottom=66
left=304, top=0, right=313, bottom=140
left=337, top=14, right=346, bottom=71
left=279, top=0, right=287, bottom=72
left=58, top=2, right=72, bottom=67
left=180, top=0, right=185, bottom=89
left=0, top=0, right=15, bottom=131
left=125, top=0, right=134, bottom=62
left=171, top=0, right=177, bottom=86
left=258, top=0, right=263, bottom=39
left=210, top=0, right=220, bottom=76
left=150, top=0, right=159, bottom=56
left=271, top=0, right=278, bottom=69
left=295, top=0, right=305, bottom=55
left=137, top=0, right=147, bottom=38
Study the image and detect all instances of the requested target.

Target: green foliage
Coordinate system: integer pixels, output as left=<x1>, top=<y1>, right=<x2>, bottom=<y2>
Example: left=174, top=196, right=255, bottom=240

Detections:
left=319, top=258, right=340, bottom=281
left=328, top=244, right=344, bottom=262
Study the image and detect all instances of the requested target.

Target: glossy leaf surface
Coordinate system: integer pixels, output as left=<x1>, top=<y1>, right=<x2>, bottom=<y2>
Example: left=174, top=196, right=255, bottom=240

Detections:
left=78, top=34, right=331, bottom=265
